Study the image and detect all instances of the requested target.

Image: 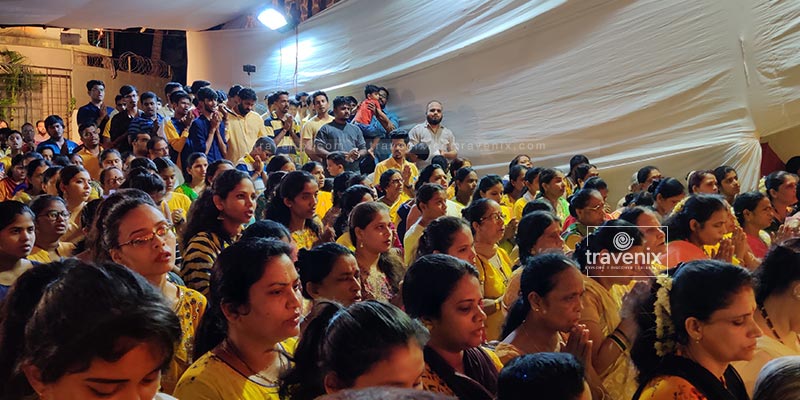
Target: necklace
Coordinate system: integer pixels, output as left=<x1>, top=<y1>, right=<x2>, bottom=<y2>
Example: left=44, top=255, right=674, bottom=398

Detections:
left=223, top=339, right=283, bottom=386
left=759, top=305, right=783, bottom=344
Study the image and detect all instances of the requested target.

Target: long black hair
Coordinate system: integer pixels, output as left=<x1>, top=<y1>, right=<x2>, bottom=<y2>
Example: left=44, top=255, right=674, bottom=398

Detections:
left=403, top=254, right=480, bottom=320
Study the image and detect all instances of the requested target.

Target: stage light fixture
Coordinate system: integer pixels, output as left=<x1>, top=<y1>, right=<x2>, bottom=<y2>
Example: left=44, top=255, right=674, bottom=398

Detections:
left=257, top=8, right=288, bottom=30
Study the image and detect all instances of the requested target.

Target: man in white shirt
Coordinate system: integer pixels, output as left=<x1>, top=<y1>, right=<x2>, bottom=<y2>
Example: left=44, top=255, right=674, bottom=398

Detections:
left=408, top=100, right=458, bottom=161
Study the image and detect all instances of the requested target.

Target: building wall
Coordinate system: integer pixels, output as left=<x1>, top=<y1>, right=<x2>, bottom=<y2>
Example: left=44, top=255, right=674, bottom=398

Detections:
left=0, top=28, right=169, bottom=140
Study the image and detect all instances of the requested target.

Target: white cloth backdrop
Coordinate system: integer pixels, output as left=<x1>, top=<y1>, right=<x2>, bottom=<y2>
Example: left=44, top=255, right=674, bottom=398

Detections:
left=187, top=0, right=800, bottom=202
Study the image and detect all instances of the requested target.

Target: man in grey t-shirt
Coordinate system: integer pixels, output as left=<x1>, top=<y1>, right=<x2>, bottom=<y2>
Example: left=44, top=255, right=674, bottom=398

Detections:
left=314, top=96, right=366, bottom=173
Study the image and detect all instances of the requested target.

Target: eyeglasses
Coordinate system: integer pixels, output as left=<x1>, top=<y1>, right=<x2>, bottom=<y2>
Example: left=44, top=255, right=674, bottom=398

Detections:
left=106, top=177, right=125, bottom=184
left=480, top=212, right=505, bottom=223
left=584, top=203, right=604, bottom=212
left=41, top=210, right=70, bottom=220
left=390, top=178, right=404, bottom=184
left=117, top=224, right=174, bottom=248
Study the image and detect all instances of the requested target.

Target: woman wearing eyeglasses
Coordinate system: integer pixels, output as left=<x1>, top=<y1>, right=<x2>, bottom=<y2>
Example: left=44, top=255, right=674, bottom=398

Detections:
left=96, top=189, right=206, bottom=395
left=562, top=189, right=607, bottom=251
left=27, top=195, right=75, bottom=263
left=462, top=198, right=513, bottom=341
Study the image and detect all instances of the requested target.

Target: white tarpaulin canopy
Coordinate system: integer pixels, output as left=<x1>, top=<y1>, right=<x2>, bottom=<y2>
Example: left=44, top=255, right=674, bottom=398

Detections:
left=186, top=0, right=800, bottom=200
left=0, top=0, right=266, bottom=30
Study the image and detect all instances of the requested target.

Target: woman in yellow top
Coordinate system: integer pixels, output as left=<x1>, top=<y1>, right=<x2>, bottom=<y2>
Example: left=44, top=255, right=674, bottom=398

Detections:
left=450, top=167, right=478, bottom=214
left=155, top=157, right=192, bottom=233
left=333, top=185, right=376, bottom=250
left=302, top=161, right=333, bottom=219
left=463, top=198, right=513, bottom=341
left=57, top=165, right=91, bottom=245
left=504, top=164, right=529, bottom=205
left=403, top=254, right=503, bottom=400
left=512, top=167, right=541, bottom=220
left=404, top=183, right=448, bottom=267
left=377, top=169, right=411, bottom=227
left=0, top=201, right=35, bottom=302
left=473, top=175, right=517, bottom=255
left=27, top=195, right=75, bottom=263
left=574, top=220, right=649, bottom=400
left=631, top=260, right=760, bottom=400
left=97, top=190, right=207, bottom=394
left=280, top=301, right=428, bottom=398
left=263, top=170, right=329, bottom=251
left=0, top=260, right=182, bottom=400
left=175, top=238, right=302, bottom=400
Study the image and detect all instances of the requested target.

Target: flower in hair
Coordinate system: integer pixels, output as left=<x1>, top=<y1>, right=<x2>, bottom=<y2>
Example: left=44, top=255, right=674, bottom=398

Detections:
left=653, top=274, right=676, bottom=357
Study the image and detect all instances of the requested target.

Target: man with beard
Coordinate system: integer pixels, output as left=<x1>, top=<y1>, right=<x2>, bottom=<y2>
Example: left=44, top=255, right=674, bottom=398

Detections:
left=183, top=87, right=226, bottom=166
left=409, top=100, right=458, bottom=161
left=264, top=90, right=301, bottom=163
left=225, top=87, right=269, bottom=163
left=301, top=90, right=334, bottom=161
left=374, top=130, right=418, bottom=197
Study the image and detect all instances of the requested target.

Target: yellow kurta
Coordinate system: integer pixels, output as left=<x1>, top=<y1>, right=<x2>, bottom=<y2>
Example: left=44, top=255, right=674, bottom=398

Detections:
left=225, top=110, right=269, bottom=164
left=475, top=246, right=513, bottom=341
left=291, top=227, right=319, bottom=251
left=76, top=147, right=102, bottom=181
left=374, top=157, right=419, bottom=188
left=161, top=286, right=206, bottom=394
left=166, top=191, right=192, bottom=221
left=174, top=337, right=297, bottom=400
left=316, top=190, right=333, bottom=220
left=581, top=277, right=638, bottom=400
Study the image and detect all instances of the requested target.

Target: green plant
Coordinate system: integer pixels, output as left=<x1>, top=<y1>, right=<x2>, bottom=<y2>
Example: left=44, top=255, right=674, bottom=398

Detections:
left=0, top=49, right=43, bottom=123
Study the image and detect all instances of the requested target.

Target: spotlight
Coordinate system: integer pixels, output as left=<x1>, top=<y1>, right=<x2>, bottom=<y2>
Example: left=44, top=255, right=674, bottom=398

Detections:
left=257, top=8, right=288, bottom=30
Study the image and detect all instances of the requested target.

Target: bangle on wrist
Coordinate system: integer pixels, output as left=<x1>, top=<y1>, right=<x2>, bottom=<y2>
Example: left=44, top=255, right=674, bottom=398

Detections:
left=608, top=333, right=627, bottom=352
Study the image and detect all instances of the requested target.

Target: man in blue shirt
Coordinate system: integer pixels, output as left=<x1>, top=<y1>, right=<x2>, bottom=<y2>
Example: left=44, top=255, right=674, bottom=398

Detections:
left=128, top=91, right=166, bottom=140
left=76, top=79, right=115, bottom=133
left=183, top=87, right=226, bottom=167
left=36, top=115, right=78, bottom=155
left=368, top=86, right=400, bottom=161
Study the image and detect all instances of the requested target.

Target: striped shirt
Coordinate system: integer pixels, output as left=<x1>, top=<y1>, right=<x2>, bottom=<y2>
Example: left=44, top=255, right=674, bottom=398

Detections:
left=180, top=231, right=230, bottom=296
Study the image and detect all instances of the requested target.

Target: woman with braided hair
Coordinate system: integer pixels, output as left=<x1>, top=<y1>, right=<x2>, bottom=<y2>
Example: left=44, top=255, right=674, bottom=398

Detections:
left=631, top=260, right=761, bottom=400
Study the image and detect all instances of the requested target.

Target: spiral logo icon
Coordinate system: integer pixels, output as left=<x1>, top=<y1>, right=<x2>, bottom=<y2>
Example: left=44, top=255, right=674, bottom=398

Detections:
left=613, top=232, right=633, bottom=251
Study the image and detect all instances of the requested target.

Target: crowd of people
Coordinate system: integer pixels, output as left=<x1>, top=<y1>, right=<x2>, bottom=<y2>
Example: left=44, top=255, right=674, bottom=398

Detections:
left=0, top=78, right=798, bottom=400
